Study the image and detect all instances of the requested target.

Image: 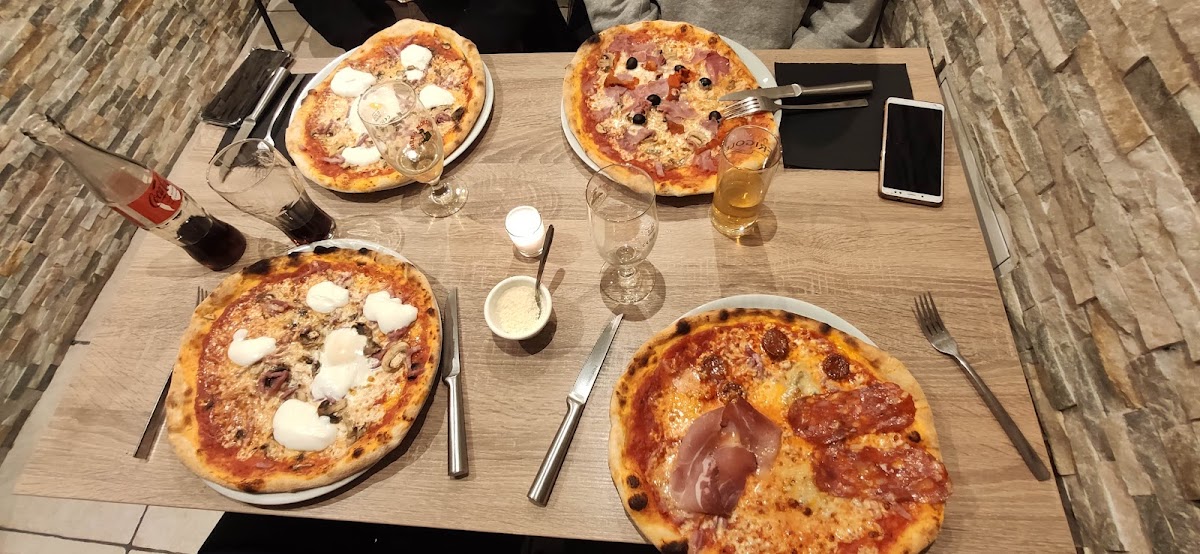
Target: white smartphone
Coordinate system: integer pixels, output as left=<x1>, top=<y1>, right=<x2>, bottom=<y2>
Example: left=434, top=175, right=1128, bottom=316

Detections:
left=879, top=97, right=945, bottom=207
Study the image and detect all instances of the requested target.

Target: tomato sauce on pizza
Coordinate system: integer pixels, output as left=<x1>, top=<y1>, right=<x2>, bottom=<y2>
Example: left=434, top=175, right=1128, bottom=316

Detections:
left=610, top=309, right=951, bottom=553
left=564, top=21, right=776, bottom=196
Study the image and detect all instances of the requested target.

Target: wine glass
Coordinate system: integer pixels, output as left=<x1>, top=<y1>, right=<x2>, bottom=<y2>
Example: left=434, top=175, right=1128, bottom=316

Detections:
left=586, top=164, right=659, bottom=303
left=358, top=81, right=468, bottom=217
left=207, top=139, right=337, bottom=245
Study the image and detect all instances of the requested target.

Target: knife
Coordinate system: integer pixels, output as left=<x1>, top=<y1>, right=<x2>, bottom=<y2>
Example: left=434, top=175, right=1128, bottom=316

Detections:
left=720, top=80, right=874, bottom=102
left=528, top=313, right=624, bottom=506
left=442, top=288, right=468, bottom=478
left=219, top=66, right=290, bottom=178
left=263, top=75, right=305, bottom=149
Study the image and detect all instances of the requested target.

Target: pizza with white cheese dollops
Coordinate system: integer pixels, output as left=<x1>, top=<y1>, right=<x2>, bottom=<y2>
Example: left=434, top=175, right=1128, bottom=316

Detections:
left=166, top=246, right=440, bottom=493
left=286, top=20, right=487, bottom=193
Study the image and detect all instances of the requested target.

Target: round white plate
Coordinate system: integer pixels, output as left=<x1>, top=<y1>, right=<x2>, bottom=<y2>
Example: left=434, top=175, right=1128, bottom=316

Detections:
left=288, top=51, right=495, bottom=190
left=561, top=35, right=778, bottom=173
left=202, top=238, right=438, bottom=506
left=680, top=294, right=876, bottom=346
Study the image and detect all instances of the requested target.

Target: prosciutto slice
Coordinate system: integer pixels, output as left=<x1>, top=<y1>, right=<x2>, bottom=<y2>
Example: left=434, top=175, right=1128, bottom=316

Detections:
left=617, top=127, right=655, bottom=150
left=694, top=149, right=718, bottom=173
left=669, top=398, right=781, bottom=516
left=703, top=51, right=732, bottom=80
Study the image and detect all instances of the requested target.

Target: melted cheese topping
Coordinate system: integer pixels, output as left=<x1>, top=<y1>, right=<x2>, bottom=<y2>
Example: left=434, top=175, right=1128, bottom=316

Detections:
left=363, top=291, right=418, bottom=333
left=311, top=328, right=377, bottom=400
left=341, top=145, right=382, bottom=167
left=272, top=399, right=338, bottom=451
left=329, top=67, right=376, bottom=98
left=418, top=85, right=455, bottom=109
left=305, top=280, right=350, bottom=313
left=399, top=44, right=432, bottom=70
left=227, top=329, right=276, bottom=367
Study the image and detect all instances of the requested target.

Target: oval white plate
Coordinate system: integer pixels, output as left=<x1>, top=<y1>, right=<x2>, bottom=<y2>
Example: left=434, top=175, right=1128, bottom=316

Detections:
left=680, top=294, right=876, bottom=346
left=561, top=35, right=779, bottom=173
left=203, top=238, right=439, bottom=506
left=288, top=51, right=495, bottom=191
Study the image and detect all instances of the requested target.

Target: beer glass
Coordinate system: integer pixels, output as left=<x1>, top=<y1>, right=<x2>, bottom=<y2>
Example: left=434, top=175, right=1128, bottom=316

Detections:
left=207, top=139, right=336, bottom=245
left=711, top=125, right=782, bottom=238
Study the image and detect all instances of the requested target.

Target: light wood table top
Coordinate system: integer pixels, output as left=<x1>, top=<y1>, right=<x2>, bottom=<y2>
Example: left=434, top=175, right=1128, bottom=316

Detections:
left=17, top=49, right=1073, bottom=551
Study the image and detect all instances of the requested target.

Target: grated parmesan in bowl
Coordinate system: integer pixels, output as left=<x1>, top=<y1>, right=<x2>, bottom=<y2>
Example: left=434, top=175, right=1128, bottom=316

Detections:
left=484, top=276, right=552, bottom=340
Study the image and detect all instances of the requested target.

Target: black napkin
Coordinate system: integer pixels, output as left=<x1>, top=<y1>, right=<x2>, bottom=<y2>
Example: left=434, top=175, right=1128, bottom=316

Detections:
left=773, top=63, right=912, bottom=171
left=217, top=73, right=315, bottom=163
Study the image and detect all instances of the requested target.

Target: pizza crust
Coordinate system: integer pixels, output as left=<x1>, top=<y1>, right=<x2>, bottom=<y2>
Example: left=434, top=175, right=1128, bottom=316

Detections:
left=609, top=308, right=946, bottom=553
left=287, top=20, right=487, bottom=193
left=563, top=21, right=776, bottom=197
left=166, top=247, right=441, bottom=493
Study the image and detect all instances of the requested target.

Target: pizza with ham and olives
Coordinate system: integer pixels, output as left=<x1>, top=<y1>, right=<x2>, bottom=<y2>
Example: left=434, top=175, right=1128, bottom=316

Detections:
left=610, top=308, right=952, bottom=553
left=564, top=21, right=777, bottom=196
left=166, top=246, right=440, bottom=493
left=286, top=20, right=486, bottom=193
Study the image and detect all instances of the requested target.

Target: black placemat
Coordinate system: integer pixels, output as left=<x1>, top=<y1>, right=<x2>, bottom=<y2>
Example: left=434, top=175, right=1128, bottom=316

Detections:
left=217, top=73, right=315, bottom=163
left=774, top=63, right=912, bottom=171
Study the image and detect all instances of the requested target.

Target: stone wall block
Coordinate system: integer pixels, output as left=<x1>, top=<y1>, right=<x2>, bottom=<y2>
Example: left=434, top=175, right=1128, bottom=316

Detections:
left=1114, top=258, right=1184, bottom=350
left=1073, top=33, right=1153, bottom=153
left=1122, top=61, right=1200, bottom=196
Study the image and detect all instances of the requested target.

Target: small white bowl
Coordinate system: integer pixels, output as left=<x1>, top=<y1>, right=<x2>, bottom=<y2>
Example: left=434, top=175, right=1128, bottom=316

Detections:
left=484, top=276, right=552, bottom=340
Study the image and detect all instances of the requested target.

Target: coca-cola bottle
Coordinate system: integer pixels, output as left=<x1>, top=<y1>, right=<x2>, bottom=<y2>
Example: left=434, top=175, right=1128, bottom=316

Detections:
left=21, top=114, right=247, bottom=271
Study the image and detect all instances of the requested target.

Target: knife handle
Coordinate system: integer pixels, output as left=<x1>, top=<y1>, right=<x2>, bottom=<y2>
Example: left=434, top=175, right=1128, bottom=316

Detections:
left=528, top=398, right=584, bottom=506
left=800, top=80, right=874, bottom=97
left=246, top=66, right=290, bottom=124
left=446, top=373, right=468, bottom=478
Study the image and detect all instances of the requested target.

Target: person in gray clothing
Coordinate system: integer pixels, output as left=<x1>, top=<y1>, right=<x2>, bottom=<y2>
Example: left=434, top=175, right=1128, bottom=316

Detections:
left=582, top=0, right=885, bottom=49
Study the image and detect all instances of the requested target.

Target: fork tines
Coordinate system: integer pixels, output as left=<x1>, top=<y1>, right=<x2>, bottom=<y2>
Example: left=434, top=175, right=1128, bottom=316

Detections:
left=720, top=96, right=771, bottom=120
left=912, top=292, right=951, bottom=343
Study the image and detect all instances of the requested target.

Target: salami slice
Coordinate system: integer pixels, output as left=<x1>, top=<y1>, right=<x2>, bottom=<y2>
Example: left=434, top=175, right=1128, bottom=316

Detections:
left=814, top=442, right=952, bottom=503
left=787, top=382, right=916, bottom=445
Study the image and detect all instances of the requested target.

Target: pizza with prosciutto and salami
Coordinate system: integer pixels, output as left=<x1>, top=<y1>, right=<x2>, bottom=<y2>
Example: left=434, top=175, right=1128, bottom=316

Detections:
left=563, top=21, right=777, bottom=196
left=610, top=308, right=952, bottom=553
left=286, top=20, right=486, bottom=193
left=166, top=246, right=440, bottom=493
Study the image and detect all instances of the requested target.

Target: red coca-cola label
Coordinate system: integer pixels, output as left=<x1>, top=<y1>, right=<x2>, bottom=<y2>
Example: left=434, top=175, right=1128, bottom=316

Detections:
left=126, top=172, right=183, bottom=225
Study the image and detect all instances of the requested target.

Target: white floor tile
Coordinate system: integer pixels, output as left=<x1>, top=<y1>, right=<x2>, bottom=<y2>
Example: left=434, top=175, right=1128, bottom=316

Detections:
left=0, top=530, right=125, bottom=554
left=0, top=496, right=144, bottom=545
left=131, top=506, right=222, bottom=554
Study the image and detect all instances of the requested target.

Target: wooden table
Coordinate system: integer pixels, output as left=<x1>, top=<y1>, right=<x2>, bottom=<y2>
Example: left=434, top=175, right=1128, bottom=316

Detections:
left=16, top=49, right=1073, bottom=551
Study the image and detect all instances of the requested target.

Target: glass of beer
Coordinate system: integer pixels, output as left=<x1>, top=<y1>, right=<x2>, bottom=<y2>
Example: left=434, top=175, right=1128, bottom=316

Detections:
left=711, top=124, right=782, bottom=238
left=207, top=139, right=337, bottom=245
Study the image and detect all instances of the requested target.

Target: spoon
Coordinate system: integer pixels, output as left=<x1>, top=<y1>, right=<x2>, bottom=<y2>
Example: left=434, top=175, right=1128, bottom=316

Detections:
left=533, top=224, right=555, bottom=316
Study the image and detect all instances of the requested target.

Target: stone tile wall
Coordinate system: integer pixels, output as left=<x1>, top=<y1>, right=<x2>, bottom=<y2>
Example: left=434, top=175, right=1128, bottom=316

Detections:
left=0, top=0, right=257, bottom=464
left=879, top=0, right=1200, bottom=551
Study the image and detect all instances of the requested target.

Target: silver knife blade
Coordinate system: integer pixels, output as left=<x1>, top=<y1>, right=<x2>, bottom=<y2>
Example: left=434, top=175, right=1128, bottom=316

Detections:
left=567, top=313, right=623, bottom=403
left=442, top=289, right=461, bottom=380
left=263, top=76, right=304, bottom=148
left=720, top=84, right=801, bottom=102
left=220, top=66, right=290, bottom=178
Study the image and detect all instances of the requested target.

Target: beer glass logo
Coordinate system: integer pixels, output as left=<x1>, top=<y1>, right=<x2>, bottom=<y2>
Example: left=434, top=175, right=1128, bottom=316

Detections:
left=732, top=139, right=771, bottom=154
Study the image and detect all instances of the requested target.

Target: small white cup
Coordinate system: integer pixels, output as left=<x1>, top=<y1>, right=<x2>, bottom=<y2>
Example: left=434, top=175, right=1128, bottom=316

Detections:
left=484, top=276, right=552, bottom=340
left=505, top=206, right=546, bottom=257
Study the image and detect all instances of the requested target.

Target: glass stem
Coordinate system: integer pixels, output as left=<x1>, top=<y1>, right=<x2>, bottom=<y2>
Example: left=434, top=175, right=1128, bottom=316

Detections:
left=617, top=263, right=637, bottom=286
left=428, top=177, right=450, bottom=204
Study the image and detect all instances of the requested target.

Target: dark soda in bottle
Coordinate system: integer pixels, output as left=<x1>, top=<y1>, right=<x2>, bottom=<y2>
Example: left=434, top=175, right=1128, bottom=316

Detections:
left=21, top=114, right=246, bottom=270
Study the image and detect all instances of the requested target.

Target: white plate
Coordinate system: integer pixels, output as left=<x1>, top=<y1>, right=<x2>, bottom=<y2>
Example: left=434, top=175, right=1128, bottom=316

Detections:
left=561, top=35, right=778, bottom=173
left=202, top=238, right=439, bottom=506
left=680, top=294, right=876, bottom=346
left=288, top=51, right=495, bottom=191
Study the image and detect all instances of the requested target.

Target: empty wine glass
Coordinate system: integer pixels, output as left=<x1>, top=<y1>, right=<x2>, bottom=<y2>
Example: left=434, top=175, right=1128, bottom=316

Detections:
left=358, top=81, right=467, bottom=217
left=586, top=164, right=659, bottom=303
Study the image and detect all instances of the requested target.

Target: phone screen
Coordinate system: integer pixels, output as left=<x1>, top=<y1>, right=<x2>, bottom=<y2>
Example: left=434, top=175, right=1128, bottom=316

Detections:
left=882, top=103, right=944, bottom=196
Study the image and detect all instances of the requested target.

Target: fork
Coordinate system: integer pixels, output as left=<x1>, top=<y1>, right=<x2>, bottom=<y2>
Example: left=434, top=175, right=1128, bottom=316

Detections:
left=719, top=97, right=868, bottom=120
left=133, top=286, right=208, bottom=459
left=913, top=293, right=1052, bottom=481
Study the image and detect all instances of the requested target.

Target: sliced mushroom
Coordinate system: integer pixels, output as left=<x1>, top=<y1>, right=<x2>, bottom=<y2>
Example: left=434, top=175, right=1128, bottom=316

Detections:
left=299, top=327, right=322, bottom=344
left=318, top=397, right=347, bottom=423
left=685, top=131, right=707, bottom=149
left=363, top=337, right=382, bottom=357
left=353, top=322, right=370, bottom=336
left=382, top=341, right=411, bottom=372
left=598, top=53, right=613, bottom=71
